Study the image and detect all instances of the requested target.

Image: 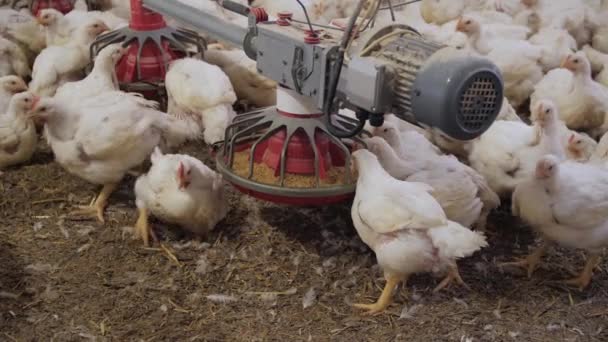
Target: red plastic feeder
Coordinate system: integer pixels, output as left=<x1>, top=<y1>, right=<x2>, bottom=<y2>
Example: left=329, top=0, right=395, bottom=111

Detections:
left=30, top=0, right=73, bottom=16
left=217, top=88, right=358, bottom=206
left=88, top=0, right=205, bottom=108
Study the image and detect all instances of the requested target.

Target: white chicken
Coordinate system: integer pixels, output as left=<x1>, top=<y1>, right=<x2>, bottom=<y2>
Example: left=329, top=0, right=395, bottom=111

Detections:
left=530, top=51, right=608, bottom=136
left=204, top=45, right=277, bottom=109
left=165, top=58, right=237, bottom=145
left=0, top=75, right=28, bottom=114
left=468, top=100, right=589, bottom=196
left=364, top=136, right=498, bottom=230
left=0, top=36, right=30, bottom=78
left=588, top=131, right=608, bottom=167
left=455, top=15, right=530, bottom=54
left=54, top=43, right=125, bottom=105
left=350, top=148, right=487, bottom=314
left=36, top=8, right=75, bottom=46
left=528, top=27, right=578, bottom=72
left=0, top=9, right=46, bottom=62
left=582, top=44, right=608, bottom=87
left=133, top=147, right=228, bottom=246
left=29, top=19, right=110, bottom=97
left=508, top=154, right=608, bottom=289
left=372, top=121, right=442, bottom=159
left=28, top=91, right=191, bottom=223
left=0, top=91, right=37, bottom=174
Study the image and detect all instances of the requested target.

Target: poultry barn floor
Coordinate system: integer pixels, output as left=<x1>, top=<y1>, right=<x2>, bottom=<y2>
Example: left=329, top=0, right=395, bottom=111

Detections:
left=1, top=141, right=608, bottom=342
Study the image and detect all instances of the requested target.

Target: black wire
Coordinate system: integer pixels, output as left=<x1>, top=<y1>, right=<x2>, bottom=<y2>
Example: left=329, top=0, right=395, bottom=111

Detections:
left=294, top=0, right=317, bottom=36
left=323, top=0, right=368, bottom=139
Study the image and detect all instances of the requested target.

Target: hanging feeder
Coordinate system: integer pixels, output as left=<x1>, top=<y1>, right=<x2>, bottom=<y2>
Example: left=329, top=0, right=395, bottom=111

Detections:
left=216, top=87, right=365, bottom=206
left=89, top=0, right=205, bottom=109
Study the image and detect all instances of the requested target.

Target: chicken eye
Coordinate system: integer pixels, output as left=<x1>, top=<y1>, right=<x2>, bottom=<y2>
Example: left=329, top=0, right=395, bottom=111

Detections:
left=10, top=81, right=16, bottom=85
left=93, top=24, right=100, bottom=28
left=39, top=107, right=47, bottom=112
left=465, top=20, right=471, bottom=24
left=544, top=108, right=550, bottom=114
left=573, top=59, right=579, bottom=64
left=24, top=98, right=30, bottom=103
left=576, top=140, right=582, bottom=145
left=383, top=128, right=388, bottom=133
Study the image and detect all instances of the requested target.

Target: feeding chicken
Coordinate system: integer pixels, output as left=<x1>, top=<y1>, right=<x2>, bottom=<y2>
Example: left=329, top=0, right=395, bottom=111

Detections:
left=530, top=51, right=608, bottom=137
left=507, top=153, right=608, bottom=290
left=350, top=149, right=487, bottom=314
left=53, top=43, right=124, bottom=105
left=0, top=91, right=37, bottom=175
left=165, top=58, right=237, bottom=145
left=28, top=91, right=191, bottom=223
left=29, top=19, right=109, bottom=97
left=133, top=147, right=228, bottom=246
left=0, top=75, right=27, bottom=114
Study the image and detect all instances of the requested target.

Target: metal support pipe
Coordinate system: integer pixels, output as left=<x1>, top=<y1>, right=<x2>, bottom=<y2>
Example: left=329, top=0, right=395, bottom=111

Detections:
left=142, top=0, right=249, bottom=47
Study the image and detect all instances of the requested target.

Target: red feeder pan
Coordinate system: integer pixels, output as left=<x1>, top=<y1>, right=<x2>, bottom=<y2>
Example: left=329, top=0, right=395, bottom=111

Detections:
left=88, top=0, right=204, bottom=107
left=216, top=88, right=359, bottom=206
left=30, top=0, right=73, bottom=16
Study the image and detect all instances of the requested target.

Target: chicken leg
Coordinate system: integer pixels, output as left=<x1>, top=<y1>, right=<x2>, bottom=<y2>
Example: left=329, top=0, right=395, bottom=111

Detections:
left=433, top=263, right=470, bottom=293
left=499, top=242, right=547, bottom=278
left=134, top=206, right=154, bottom=246
left=70, top=183, right=118, bottom=223
left=354, top=274, right=405, bottom=315
left=562, top=253, right=601, bottom=291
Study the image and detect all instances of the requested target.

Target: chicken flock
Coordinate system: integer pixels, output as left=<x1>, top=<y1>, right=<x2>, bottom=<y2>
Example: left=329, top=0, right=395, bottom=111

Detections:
left=1, top=0, right=608, bottom=316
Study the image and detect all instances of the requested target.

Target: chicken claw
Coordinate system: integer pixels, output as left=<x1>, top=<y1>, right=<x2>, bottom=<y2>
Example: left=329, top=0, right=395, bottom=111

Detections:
left=134, top=206, right=158, bottom=246
left=561, top=253, right=600, bottom=291
left=433, top=264, right=469, bottom=293
left=354, top=274, right=404, bottom=315
left=69, top=183, right=117, bottom=223
left=499, top=243, right=547, bottom=278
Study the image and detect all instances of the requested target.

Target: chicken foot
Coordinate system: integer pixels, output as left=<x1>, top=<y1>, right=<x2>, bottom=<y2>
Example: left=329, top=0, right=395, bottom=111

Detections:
left=561, top=253, right=601, bottom=290
left=433, top=263, right=470, bottom=293
left=70, top=183, right=117, bottom=223
left=354, top=274, right=406, bottom=315
left=499, top=242, right=547, bottom=278
left=134, top=206, right=158, bottom=246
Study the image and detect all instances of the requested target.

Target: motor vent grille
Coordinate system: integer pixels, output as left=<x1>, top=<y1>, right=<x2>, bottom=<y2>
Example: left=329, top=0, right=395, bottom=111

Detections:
left=457, top=73, right=501, bottom=131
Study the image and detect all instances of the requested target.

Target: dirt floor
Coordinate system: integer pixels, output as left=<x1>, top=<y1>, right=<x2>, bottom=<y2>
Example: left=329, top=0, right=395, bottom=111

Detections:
left=1, top=139, right=608, bottom=342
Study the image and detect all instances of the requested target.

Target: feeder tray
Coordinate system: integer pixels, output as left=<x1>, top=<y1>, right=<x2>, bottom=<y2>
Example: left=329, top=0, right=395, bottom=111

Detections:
left=88, top=0, right=205, bottom=109
left=216, top=104, right=366, bottom=206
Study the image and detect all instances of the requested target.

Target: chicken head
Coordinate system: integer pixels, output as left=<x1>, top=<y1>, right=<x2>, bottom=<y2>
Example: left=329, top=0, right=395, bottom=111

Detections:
left=567, top=132, right=597, bottom=161
left=36, top=8, right=62, bottom=27
left=456, top=16, right=480, bottom=35
left=1, top=76, right=28, bottom=94
left=176, top=160, right=192, bottom=190
left=27, top=97, right=55, bottom=123
left=11, top=92, right=38, bottom=115
left=561, top=52, right=592, bottom=75
left=97, top=43, right=127, bottom=64
left=535, top=154, right=560, bottom=179
left=372, top=121, right=400, bottom=146
left=533, top=99, right=557, bottom=128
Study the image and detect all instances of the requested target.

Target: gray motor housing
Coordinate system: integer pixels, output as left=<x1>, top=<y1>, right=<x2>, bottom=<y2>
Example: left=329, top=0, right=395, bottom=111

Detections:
left=411, top=51, right=503, bottom=140
left=364, top=25, right=503, bottom=141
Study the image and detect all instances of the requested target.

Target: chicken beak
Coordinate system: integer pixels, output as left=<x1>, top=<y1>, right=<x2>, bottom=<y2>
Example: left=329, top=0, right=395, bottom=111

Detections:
left=560, top=56, right=571, bottom=69
left=31, top=96, right=40, bottom=110
left=455, top=19, right=465, bottom=32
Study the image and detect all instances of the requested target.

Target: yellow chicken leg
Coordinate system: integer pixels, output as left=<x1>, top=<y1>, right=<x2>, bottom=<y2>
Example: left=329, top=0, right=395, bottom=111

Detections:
left=434, top=264, right=469, bottom=293
left=70, top=183, right=118, bottom=223
left=562, top=253, right=601, bottom=291
left=354, top=274, right=405, bottom=315
left=499, top=242, right=547, bottom=278
left=135, top=206, right=151, bottom=246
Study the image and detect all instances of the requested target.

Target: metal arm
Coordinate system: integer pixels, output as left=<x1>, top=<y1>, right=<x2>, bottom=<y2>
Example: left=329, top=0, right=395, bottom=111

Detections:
left=142, top=0, right=249, bottom=47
